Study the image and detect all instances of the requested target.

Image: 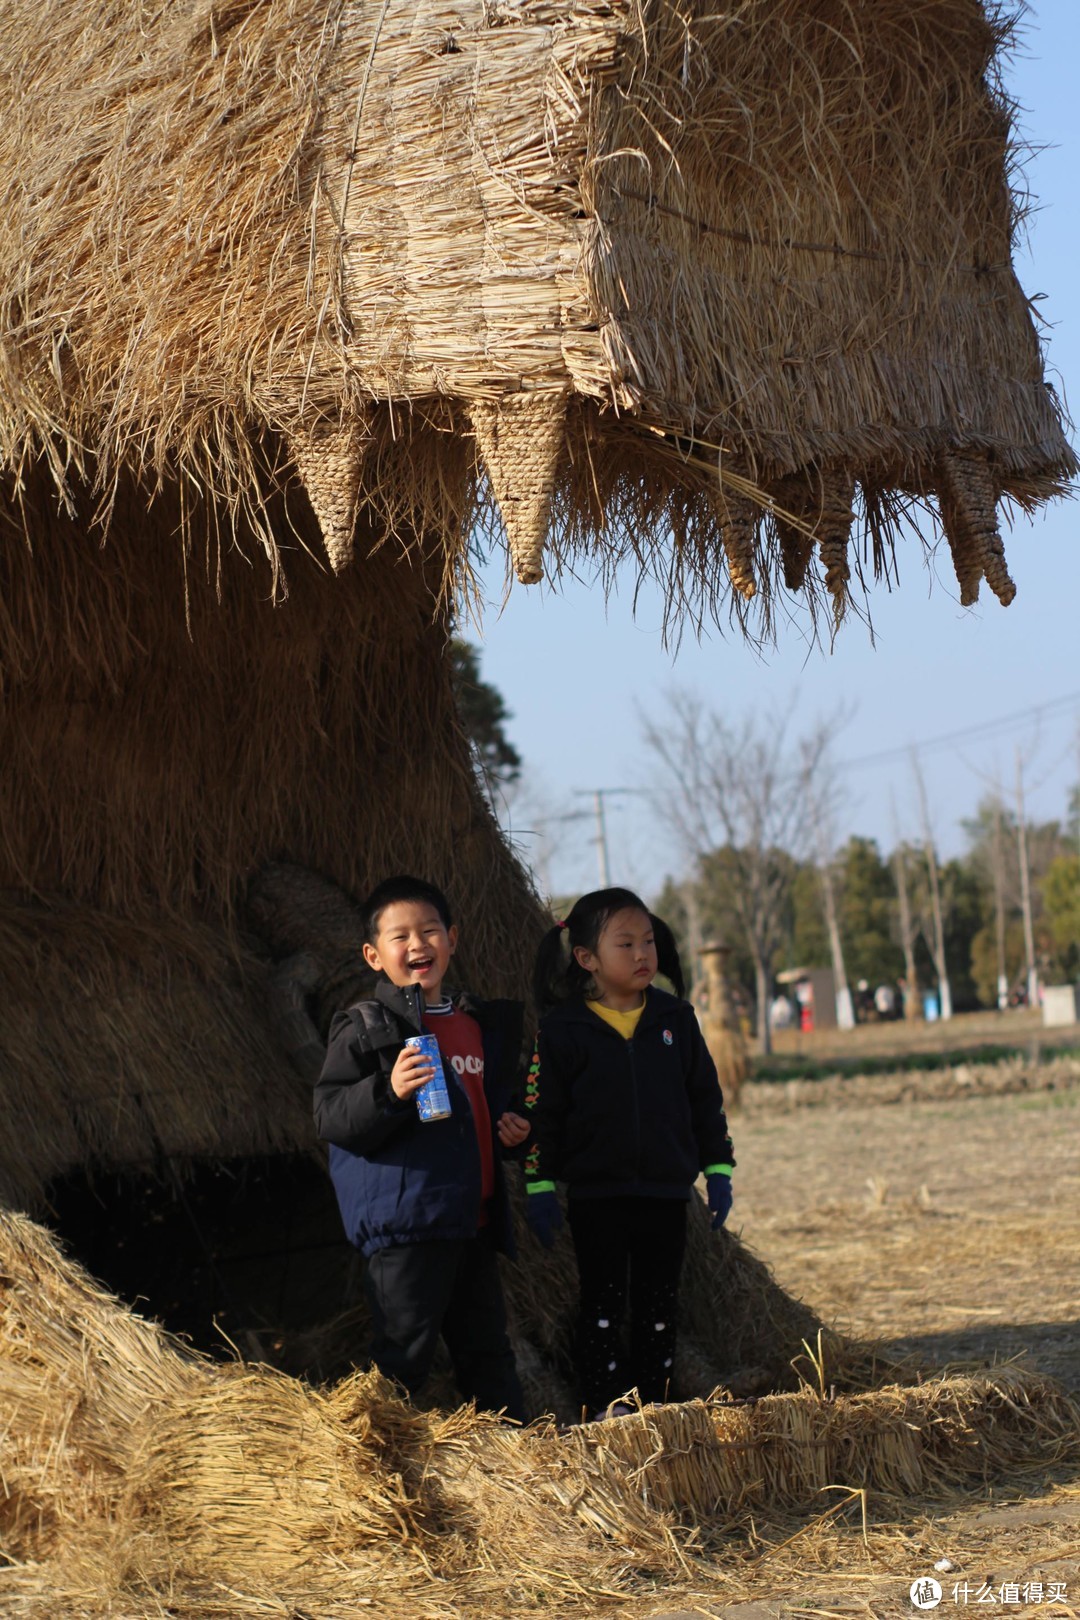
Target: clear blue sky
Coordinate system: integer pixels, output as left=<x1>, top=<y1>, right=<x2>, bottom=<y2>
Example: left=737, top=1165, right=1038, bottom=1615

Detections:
left=474, top=2, right=1080, bottom=902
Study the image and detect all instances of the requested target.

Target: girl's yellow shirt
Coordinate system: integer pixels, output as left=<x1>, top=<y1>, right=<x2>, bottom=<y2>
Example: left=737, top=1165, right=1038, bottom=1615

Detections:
left=586, top=999, right=644, bottom=1041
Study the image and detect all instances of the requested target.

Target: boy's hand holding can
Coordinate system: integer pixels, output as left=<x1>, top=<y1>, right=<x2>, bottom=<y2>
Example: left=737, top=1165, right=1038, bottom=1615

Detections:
left=403, top=1033, right=453, bottom=1121
left=390, top=1042, right=437, bottom=1100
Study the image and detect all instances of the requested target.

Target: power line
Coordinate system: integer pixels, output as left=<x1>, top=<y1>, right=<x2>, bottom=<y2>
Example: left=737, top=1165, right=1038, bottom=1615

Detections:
left=836, top=689, right=1080, bottom=775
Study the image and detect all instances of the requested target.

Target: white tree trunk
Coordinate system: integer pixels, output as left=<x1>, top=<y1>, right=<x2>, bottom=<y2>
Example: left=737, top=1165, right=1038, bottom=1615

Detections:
left=1016, top=748, right=1039, bottom=1009
left=754, top=957, right=772, bottom=1055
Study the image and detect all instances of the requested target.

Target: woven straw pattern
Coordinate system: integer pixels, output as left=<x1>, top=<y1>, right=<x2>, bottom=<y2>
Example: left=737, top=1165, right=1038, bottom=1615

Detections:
left=938, top=448, right=1017, bottom=606
left=770, top=474, right=820, bottom=592
left=713, top=488, right=759, bottom=601
left=815, top=474, right=857, bottom=625
left=289, top=416, right=372, bottom=571
left=0, top=0, right=1068, bottom=620
left=470, top=392, right=568, bottom=583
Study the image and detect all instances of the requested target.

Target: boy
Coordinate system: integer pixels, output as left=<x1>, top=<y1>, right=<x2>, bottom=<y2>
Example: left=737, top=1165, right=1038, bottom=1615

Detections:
left=314, top=875, right=529, bottom=1421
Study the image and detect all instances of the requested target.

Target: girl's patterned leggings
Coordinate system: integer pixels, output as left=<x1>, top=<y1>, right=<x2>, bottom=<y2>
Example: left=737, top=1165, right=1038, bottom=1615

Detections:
left=567, top=1195, right=687, bottom=1415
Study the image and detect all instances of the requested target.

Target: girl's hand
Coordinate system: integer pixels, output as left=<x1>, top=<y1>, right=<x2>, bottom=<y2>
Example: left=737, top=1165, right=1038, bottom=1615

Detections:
left=390, top=1045, right=436, bottom=1101
left=497, top=1111, right=530, bottom=1148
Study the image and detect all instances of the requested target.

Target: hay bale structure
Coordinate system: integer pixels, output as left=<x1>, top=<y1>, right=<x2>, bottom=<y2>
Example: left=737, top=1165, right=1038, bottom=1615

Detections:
left=2, top=1210, right=1077, bottom=1619
left=0, top=0, right=1075, bottom=1607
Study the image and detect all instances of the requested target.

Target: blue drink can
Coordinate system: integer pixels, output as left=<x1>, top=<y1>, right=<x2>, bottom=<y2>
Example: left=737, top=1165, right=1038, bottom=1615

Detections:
left=406, top=1034, right=452, bottom=1122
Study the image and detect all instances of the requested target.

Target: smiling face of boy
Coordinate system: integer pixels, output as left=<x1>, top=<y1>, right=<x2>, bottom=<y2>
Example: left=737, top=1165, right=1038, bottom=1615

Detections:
left=362, top=899, right=458, bottom=1000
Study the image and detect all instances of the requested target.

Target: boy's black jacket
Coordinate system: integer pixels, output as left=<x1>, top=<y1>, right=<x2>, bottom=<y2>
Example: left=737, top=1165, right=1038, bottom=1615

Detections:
left=314, top=978, right=525, bottom=1258
left=525, top=986, right=734, bottom=1199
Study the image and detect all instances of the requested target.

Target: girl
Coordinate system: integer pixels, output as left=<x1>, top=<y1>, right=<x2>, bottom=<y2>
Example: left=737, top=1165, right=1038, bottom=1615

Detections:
left=523, top=887, right=735, bottom=1419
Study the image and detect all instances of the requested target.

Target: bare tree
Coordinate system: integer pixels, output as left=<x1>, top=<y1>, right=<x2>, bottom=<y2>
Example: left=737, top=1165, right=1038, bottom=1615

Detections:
left=641, top=695, right=833, bottom=1052
left=892, top=841, right=921, bottom=1020
left=889, top=792, right=921, bottom=1020
left=911, top=753, right=953, bottom=1021
left=805, top=768, right=855, bottom=1030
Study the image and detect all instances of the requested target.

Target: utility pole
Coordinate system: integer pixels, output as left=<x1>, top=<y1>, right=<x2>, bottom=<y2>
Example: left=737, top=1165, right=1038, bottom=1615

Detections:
left=991, top=796, right=1008, bottom=1010
left=1015, top=745, right=1039, bottom=1009
left=575, top=787, right=635, bottom=888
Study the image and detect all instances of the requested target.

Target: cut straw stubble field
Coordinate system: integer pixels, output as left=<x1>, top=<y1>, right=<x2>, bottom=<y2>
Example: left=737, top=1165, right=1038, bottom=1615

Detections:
left=734, top=1072, right=1080, bottom=1395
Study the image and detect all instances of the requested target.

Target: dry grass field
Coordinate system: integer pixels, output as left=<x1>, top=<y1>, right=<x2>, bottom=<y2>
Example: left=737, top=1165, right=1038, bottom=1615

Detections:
left=764, top=1006, right=1077, bottom=1070
left=674, top=1058, right=1080, bottom=1620
left=736, top=1063, right=1080, bottom=1394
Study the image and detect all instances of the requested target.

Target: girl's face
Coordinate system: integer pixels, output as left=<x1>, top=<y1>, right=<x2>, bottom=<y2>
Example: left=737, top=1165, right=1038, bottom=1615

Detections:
left=574, top=906, right=658, bottom=1009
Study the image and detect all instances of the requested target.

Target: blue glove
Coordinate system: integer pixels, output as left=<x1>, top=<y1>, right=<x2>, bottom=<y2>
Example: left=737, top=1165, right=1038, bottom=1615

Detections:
left=706, top=1172, right=733, bottom=1230
left=525, top=1189, right=563, bottom=1249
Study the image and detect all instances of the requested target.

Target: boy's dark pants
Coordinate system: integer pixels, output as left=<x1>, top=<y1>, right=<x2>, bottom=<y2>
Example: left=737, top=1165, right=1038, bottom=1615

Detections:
left=364, top=1229, right=525, bottom=1422
left=568, top=1196, right=687, bottom=1413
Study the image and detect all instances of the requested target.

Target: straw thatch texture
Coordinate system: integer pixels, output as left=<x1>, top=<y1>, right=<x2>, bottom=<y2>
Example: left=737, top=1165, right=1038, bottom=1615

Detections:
left=0, top=472, right=538, bottom=929
left=0, top=896, right=314, bottom=1212
left=0, top=0, right=1070, bottom=613
left=2, top=1211, right=1077, bottom=1620
left=0, top=471, right=546, bottom=1211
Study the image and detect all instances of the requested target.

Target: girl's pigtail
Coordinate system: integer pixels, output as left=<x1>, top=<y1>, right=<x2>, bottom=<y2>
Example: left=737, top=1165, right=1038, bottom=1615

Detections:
left=533, top=924, right=571, bottom=1012
left=650, top=913, right=685, bottom=999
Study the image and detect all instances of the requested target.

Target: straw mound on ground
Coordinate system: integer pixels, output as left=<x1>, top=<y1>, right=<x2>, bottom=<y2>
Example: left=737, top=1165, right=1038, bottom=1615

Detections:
left=2, top=1212, right=1077, bottom=1620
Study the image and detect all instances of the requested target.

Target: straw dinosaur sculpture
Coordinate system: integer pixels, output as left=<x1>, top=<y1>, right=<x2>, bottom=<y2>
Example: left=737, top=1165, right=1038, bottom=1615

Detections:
left=0, top=0, right=1072, bottom=625
left=0, top=0, right=1072, bottom=1417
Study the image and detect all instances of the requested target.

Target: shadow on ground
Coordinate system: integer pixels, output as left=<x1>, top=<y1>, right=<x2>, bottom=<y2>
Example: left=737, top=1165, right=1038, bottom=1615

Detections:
left=884, top=1318, right=1080, bottom=1395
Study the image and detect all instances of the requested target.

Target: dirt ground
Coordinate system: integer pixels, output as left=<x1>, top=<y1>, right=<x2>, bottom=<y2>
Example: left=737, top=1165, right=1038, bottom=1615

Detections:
left=735, top=1066, right=1080, bottom=1394
left=660, top=1065, right=1080, bottom=1620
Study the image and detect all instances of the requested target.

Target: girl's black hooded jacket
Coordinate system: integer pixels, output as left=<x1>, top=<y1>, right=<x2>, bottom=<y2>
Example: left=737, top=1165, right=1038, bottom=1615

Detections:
left=523, top=986, right=734, bottom=1200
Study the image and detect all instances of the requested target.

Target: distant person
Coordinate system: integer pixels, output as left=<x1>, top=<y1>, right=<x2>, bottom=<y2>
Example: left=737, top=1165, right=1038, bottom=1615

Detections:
left=524, top=887, right=735, bottom=1419
left=874, top=982, right=897, bottom=1020
left=314, top=875, right=529, bottom=1421
left=769, top=993, right=794, bottom=1031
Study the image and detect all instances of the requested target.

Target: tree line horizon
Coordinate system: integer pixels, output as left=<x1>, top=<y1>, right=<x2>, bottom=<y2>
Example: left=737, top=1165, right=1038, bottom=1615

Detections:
left=453, top=639, right=1080, bottom=1047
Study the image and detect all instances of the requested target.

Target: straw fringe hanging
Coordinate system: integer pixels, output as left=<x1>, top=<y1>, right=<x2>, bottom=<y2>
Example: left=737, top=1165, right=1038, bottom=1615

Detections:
left=770, top=474, right=818, bottom=592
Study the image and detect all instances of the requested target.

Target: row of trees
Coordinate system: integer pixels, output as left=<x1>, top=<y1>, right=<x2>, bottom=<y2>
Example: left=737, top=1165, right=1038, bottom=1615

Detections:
left=642, top=698, right=1080, bottom=1049
left=451, top=639, right=1080, bottom=1049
